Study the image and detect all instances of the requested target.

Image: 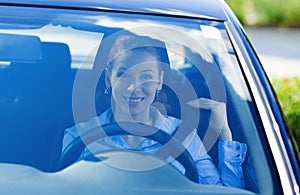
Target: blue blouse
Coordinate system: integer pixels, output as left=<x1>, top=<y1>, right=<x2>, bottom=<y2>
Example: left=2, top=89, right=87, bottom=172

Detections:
left=62, top=107, right=247, bottom=188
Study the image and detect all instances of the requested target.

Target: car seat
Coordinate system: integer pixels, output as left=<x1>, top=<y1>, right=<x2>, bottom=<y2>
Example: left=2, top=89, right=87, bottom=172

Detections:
left=0, top=41, right=75, bottom=171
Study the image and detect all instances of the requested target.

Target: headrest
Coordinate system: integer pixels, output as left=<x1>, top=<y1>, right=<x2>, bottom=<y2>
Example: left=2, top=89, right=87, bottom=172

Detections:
left=0, top=33, right=42, bottom=63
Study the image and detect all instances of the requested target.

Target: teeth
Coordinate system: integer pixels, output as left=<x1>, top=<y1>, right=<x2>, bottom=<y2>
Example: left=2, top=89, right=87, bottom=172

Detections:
left=129, top=98, right=143, bottom=103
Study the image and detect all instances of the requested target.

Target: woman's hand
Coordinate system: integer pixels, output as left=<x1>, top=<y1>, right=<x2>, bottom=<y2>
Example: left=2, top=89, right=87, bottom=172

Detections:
left=187, top=98, right=232, bottom=141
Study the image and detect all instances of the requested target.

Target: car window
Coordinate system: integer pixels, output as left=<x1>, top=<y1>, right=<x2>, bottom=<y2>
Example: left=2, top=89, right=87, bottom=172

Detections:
left=0, top=6, right=280, bottom=194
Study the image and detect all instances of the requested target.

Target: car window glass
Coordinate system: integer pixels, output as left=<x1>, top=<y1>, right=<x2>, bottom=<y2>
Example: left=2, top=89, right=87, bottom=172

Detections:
left=0, top=6, right=280, bottom=194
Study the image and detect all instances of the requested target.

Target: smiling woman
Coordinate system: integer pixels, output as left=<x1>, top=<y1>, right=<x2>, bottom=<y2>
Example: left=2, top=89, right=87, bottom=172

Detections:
left=105, top=36, right=166, bottom=124
left=61, top=33, right=250, bottom=189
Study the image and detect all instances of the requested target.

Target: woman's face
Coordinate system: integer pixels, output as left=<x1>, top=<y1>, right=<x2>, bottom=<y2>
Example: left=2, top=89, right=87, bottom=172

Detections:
left=106, top=50, right=164, bottom=120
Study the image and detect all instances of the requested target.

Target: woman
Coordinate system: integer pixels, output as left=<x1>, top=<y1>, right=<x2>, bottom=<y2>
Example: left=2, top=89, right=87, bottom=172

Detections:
left=62, top=34, right=247, bottom=188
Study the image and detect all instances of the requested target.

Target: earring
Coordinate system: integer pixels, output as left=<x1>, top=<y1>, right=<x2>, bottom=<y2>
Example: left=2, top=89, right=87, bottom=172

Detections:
left=104, top=87, right=111, bottom=95
left=156, top=90, right=161, bottom=100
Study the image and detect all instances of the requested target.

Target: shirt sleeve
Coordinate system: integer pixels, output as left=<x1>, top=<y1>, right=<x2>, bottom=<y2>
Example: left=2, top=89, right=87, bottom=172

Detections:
left=184, top=131, right=247, bottom=188
left=185, top=132, right=222, bottom=185
left=62, top=126, right=79, bottom=153
left=218, top=140, right=247, bottom=188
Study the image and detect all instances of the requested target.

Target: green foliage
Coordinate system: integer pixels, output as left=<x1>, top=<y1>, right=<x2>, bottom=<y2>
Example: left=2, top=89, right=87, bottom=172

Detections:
left=271, top=77, right=300, bottom=150
left=226, top=0, right=300, bottom=27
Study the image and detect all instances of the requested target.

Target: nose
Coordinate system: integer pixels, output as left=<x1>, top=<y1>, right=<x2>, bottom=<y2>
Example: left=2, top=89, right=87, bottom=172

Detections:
left=127, top=78, right=142, bottom=93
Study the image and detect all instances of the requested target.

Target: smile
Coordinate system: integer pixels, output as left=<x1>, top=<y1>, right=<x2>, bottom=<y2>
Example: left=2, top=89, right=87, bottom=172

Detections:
left=128, top=97, right=144, bottom=103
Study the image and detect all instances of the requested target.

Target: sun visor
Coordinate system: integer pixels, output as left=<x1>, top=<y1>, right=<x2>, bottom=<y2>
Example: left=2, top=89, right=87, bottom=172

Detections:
left=0, top=33, right=42, bottom=63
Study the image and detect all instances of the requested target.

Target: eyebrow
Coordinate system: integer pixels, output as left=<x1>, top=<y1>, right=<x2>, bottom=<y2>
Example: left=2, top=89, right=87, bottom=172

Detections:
left=117, top=67, right=155, bottom=73
left=116, top=67, right=128, bottom=72
left=142, top=70, right=154, bottom=73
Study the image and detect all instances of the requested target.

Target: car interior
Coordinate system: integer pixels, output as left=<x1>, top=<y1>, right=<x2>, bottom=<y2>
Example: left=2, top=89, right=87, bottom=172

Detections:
left=0, top=20, right=261, bottom=193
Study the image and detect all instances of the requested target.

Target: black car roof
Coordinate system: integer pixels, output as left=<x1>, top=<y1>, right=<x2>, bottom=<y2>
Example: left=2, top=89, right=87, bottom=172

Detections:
left=0, top=0, right=227, bottom=21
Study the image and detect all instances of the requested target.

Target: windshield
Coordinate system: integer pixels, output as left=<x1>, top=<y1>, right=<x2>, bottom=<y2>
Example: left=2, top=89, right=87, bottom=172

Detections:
left=0, top=6, right=275, bottom=194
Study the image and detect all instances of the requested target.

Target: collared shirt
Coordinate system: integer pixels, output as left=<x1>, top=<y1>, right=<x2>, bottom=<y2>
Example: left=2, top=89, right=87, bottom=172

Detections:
left=63, top=107, right=247, bottom=188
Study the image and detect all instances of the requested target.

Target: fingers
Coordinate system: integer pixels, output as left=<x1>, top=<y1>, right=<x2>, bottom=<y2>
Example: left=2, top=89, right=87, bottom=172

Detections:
left=186, top=98, right=225, bottom=111
left=186, top=98, right=232, bottom=140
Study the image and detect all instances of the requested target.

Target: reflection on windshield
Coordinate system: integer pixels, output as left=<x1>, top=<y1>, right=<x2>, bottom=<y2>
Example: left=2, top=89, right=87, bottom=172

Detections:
left=0, top=24, right=103, bottom=69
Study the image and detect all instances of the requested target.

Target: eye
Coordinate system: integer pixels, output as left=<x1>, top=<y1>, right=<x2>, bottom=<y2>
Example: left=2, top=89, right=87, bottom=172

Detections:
left=116, top=70, right=129, bottom=78
left=141, top=73, right=153, bottom=80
